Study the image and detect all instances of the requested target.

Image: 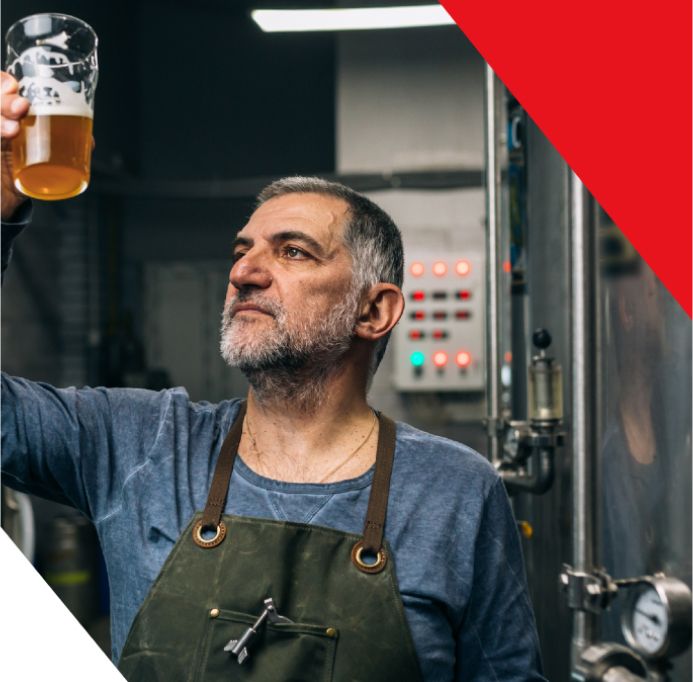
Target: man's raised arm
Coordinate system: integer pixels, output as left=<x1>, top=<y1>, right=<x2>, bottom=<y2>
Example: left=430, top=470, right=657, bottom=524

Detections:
left=1, top=71, right=32, bottom=280
left=0, top=70, right=172, bottom=523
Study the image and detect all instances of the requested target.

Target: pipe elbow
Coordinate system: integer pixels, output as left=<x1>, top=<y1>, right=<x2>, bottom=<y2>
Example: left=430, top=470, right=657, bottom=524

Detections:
left=500, top=447, right=555, bottom=495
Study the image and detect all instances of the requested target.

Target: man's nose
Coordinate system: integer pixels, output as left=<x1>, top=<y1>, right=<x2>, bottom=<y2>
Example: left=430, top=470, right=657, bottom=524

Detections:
left=228, top=249, right=273, bottom=291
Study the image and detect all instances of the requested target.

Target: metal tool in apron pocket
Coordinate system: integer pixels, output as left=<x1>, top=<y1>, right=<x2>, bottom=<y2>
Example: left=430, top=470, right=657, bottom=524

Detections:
left=223, top=597, right=293, bottom=664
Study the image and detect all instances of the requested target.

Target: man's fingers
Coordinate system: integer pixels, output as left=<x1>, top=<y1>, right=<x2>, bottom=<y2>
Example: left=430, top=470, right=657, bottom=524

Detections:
left=1, top=93, right=30, bottom=119
left=0, top=92, right=30, bottom=139
left=1, top=72, right=30, bottom=139
left=0, top=71, right=18, bottom=95
left=1, top=118, right=20, bottom=136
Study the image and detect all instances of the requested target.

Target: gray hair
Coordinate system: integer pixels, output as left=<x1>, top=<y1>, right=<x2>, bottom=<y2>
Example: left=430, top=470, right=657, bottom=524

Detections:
left=256, top=176, right=404, bottom=374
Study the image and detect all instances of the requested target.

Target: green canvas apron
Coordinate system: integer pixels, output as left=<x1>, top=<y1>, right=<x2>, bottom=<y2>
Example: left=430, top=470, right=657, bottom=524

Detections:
left=118, top=403, right=424, bottom=681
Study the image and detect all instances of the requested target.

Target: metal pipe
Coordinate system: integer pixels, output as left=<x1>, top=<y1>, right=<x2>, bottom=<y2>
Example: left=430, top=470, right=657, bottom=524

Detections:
left=602, top=667, right=648, bottom=682
left=500, top=447, right=555, bottom=495
left=483, top=64, right=503, bottom=465
left=569, top=171, right=597, bottom=668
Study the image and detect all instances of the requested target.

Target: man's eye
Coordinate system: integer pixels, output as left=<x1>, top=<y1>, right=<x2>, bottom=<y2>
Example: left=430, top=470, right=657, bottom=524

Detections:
left=284, top=246, right=308, bottom=259
left=232, top=251, right=246, bottom=263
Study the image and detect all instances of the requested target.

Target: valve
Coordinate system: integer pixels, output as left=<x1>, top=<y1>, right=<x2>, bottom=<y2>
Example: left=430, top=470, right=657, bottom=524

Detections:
left=573, top=643, right=649, bottom=682
left=528, top=328, right=563, bottom=424
left=496, top=328, right=564, bottom=495
left=560, top=565, right=619, bottom=613
left=532, top=328, right=552, bottom=350
left=563, top=569, right=691, bottom=681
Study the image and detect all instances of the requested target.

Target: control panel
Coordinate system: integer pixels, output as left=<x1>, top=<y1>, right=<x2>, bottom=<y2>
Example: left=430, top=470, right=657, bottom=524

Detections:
left=392, top=249, right=485, bottom=391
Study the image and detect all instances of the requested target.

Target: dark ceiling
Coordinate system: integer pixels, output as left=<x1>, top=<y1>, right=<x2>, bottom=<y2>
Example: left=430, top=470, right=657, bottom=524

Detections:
left=2, top=0, right=338, bottom=183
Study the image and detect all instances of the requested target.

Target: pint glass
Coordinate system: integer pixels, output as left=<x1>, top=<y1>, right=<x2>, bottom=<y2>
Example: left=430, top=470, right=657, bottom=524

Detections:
left=5, top=14, right=98, bottom=200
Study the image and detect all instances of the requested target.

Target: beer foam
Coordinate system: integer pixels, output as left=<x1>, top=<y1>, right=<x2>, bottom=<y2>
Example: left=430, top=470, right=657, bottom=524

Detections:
left=28, top=104, right=93, bottom=118
left=19, top=76, right=93, bottom=118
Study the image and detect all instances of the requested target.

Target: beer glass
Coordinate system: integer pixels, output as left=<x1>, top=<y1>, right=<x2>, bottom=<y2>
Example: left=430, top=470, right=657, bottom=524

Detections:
left=5, top=14, right=98, bottom=200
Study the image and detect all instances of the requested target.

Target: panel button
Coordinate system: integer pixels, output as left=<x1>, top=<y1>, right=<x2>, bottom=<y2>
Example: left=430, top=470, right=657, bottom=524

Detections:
left=455, top=260, right=471, bottom=276
left=410, top=351, right=425, bottom=367
left=432, top=261, right=448, bottom=277
left=432, top=351, right=448, bottom=368
left=410, top=262, right=425, bottom=277
left=456, top=350, right=472, bottom=368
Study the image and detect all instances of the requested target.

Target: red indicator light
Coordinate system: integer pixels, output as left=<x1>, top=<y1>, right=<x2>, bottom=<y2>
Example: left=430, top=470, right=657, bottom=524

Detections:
left=409, top=330, right=425, bottom=340
left=456, top=351, right=472, bottom=368
left=432, top=261, right=448, bottom=277
left=432, top=330, right=447, bottom=340
left=410, top=262, right=425, bottom=277
left=411, top=290, right=425, bottom=301
left=456, top=290, right=471, bottom=300
left=433, top=311, right=447, bottom=320
left=455, top=260, right=471, bottom=276
left=502, top=260, right=512, bottom=273
left=455, top=311, right=471, bottom=320
left=504, top=351, right=512, bottom=363
left=410, top=311, right=426, bottom=320
left=433, top=351, right=448, bottom=368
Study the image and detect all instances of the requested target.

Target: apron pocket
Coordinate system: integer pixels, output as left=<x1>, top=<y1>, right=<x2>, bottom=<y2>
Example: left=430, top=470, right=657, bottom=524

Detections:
left=197, top=608, right=338, bottom=682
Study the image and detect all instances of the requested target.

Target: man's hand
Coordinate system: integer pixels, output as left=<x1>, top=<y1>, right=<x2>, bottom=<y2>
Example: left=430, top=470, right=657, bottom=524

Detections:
left=1, top=71, right=30, bottom=221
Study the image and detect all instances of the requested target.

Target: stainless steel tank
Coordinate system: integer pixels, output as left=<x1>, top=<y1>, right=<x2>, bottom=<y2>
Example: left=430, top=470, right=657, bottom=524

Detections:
left=495, top=109, right=691, bottom=679
left=596, top=208, right=692, bottom=680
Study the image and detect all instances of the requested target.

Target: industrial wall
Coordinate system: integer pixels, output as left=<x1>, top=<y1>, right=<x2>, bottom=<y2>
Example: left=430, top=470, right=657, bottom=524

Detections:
left=337, top=27, right=488, bottom=452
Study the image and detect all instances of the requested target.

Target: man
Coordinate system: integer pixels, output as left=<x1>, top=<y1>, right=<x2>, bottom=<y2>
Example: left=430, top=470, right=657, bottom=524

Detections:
left=1, top=72, right=545, bottom=681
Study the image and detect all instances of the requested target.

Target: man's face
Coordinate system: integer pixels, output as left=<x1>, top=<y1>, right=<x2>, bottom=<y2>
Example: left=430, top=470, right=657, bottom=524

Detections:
left=220, top=192, right=359, bottom=372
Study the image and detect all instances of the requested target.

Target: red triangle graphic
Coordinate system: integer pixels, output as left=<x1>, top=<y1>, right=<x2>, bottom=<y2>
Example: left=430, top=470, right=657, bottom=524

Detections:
left=441, top=0, right=692, bottom=316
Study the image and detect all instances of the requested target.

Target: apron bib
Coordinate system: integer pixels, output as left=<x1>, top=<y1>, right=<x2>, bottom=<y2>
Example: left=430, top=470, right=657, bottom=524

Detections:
left=118, top=403, right=423, bottom=682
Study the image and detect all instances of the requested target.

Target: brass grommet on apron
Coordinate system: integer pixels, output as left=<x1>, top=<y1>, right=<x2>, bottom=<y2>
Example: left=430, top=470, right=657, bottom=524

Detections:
left=192, top=519, right=227, bottom=548
left=351, top=540, right=387, bottom=574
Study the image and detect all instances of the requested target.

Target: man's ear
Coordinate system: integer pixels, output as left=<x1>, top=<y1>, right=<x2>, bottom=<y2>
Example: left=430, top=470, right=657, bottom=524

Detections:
left=354, top=284, right=405, bottom=341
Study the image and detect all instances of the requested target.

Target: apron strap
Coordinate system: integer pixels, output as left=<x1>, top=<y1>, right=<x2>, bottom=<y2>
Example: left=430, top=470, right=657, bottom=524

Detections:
left=195, top=402, right=397, bottom=570
left=200, top=400, right=247, bottom=532
left=361, top=413, right=396, bottom=554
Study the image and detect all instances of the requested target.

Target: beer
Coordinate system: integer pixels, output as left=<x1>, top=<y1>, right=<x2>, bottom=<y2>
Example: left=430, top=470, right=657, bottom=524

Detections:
left=6, top=13, right=98, bottom=201
left=11, top=110, right=93, bottom=201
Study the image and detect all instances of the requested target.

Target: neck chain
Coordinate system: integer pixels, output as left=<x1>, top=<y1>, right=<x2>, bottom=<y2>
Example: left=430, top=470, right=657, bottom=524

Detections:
left=243, top=412, right=378, bottom=483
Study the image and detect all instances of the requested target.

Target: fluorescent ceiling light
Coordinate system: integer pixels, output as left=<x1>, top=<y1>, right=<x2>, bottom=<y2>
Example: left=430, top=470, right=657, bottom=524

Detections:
left=251, top=5, right=455, bottom=32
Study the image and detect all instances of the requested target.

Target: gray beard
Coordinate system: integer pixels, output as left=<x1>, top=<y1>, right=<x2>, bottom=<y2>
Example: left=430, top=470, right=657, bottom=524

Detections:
left=219, top=286, right=360, bottom=412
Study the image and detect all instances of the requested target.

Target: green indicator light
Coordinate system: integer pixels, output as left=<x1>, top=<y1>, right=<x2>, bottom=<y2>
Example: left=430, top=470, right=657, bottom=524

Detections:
left=410, top=351, right=425, bottom=367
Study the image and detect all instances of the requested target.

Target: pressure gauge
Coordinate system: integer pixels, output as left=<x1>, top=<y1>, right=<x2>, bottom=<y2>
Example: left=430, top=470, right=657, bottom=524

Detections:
left=621, top=575, right=692, bottom=660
